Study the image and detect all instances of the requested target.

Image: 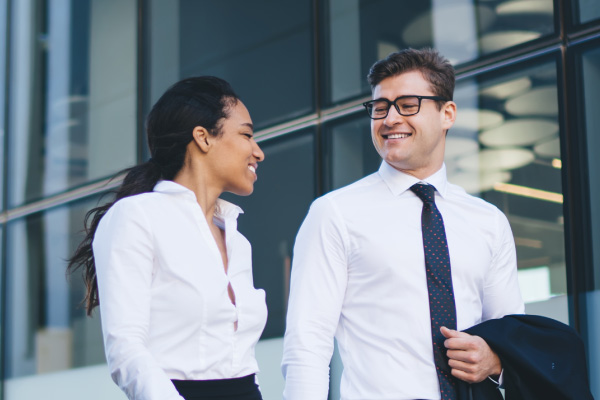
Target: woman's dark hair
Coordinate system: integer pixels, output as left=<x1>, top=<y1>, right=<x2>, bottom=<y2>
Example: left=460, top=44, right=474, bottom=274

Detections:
left=68, top=76, right=239, bottom=315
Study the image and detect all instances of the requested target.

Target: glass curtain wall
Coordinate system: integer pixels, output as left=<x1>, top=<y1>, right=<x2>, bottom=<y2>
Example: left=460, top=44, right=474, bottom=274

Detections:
left=324, top=0, right=556, bottom=105
left=1, top=1, right=599, bottom=399
left=7, top=0, right=136, bottom=208
left=147, top=0, right=315, bottom=130
left=577, top=41, right=600, bottom=397
left=2, top=0, right=137, bottom=399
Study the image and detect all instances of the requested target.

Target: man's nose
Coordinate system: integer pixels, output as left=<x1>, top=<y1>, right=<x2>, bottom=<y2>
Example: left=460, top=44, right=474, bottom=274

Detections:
left=384, top=104, right=405, bottom=126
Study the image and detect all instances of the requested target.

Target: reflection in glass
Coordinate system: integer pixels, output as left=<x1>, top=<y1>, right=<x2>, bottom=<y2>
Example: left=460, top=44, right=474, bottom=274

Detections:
left=576, top=0, right=600, bottom=24
left=222, top=130, right=316, bottom=339
left=0, top=0, right=6, bottom=211
left=148, top=0, right=314, bottom=130
left=325, top=0, right=555, bottom=104
left=581, top=45, right=600, bottom=398
left=451, top=61, right=567, bottom=323
left=8, top=1, right=136, bottom=207
left=327, top=116, right=381, bottom=190
left=4, top=197, right=105, bottom=379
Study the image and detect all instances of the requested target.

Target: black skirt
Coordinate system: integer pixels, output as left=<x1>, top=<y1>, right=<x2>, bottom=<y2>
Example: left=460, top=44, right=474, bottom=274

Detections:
left=171, top=374, right=262, bottom=400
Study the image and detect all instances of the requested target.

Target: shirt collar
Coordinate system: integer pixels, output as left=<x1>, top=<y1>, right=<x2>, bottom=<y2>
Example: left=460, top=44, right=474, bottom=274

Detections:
left=378, top=161, right=449, bottom=198
left=153, top=180, right=244, bottom=219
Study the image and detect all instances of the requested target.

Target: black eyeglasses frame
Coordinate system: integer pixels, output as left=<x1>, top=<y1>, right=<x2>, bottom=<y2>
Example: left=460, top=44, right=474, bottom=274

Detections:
left=362, top=95, right=449, bottom=119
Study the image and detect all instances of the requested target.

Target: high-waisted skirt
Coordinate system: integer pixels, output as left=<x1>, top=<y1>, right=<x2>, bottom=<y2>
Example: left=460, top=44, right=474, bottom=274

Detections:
left=171, top=374, right=262, bottom=400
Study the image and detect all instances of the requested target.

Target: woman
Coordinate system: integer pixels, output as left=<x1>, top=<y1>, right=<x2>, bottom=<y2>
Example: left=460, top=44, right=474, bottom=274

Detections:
left=68, top=76, right=267, bottom=400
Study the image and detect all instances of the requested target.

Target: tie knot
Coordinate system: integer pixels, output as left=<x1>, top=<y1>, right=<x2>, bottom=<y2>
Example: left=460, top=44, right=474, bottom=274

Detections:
left=410, top=183, right=436, bottom=204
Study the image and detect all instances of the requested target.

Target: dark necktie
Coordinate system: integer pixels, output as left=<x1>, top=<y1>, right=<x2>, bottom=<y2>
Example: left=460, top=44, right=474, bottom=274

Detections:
left=410, top=183, right=458, bottom=400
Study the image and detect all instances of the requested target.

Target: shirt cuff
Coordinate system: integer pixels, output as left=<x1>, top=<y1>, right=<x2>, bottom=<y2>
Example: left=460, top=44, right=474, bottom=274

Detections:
left=487, top=369, right=504, bottom=387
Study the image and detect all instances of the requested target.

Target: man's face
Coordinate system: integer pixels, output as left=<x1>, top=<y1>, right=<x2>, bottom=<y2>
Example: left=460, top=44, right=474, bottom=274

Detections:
left=370, top=70, right=456, bottom=179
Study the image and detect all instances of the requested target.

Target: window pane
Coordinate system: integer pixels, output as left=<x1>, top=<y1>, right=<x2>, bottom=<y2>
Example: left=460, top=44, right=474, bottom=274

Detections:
left=222, top=129, right=316, bottom=339
left=325, top=115, right=381, bottom=191
left=580, top=44, right=600, bottom=398
left=7, top=0, right=137, bottom=207
left=575, top=0, right=600, bottom=24
left=325, top=0, right=555, bottom=104
left=451, top=60, right=567, bottom=322
left=4, top=197, right=105, bottom=380
left=0, top=0, right=6, bottom=211
left=147, top=0, right=314, bottom=130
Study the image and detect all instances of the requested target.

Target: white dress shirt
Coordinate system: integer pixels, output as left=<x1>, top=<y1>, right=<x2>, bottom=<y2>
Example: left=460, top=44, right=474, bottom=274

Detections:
left=282, top=162, right=524, bottom=400
left=93, top=180, right=267, bottom=400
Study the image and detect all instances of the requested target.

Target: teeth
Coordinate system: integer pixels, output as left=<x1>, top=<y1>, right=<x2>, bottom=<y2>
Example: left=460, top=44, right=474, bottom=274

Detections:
left=387, top=133, right=411, bottom=139
left=248, top=165, right=256, bottom=173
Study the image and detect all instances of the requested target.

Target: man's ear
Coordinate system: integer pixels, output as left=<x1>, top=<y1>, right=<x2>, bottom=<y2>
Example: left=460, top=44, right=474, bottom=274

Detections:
left=441, top=101, right=457, bottom=131
left=192, top=126, right=212, bottom=153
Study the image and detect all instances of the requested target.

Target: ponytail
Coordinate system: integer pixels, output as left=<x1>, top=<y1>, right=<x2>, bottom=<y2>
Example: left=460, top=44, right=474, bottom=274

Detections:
left=68, top=75, right=240, bottom=315
left=67, top=160, right=162, bottom=315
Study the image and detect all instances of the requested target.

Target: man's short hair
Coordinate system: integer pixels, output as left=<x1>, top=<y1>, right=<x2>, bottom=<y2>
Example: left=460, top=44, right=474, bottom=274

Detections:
left=367, top=48, right=455, bottom=107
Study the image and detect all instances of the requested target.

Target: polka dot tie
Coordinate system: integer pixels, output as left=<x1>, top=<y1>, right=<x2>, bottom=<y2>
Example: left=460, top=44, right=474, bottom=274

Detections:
left=411, top=183, right=458, bottom=400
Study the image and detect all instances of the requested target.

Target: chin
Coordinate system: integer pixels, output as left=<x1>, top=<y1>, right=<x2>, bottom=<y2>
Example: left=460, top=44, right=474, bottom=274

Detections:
left=229, top=186, right=254, bottom=197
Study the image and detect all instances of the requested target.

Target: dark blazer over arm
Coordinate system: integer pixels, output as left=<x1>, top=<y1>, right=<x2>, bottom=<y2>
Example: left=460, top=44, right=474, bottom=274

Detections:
left=459, top=314, right=594, bottom=400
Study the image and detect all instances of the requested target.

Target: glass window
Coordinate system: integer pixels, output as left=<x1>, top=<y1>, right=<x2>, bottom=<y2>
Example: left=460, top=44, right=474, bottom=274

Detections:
left=4, top=197, right=105, bottom=381
left=0, top=0, right=5, bottom=211
left=222, top=129, right=316, bottom=339
left=7, top=0, right=137, bottom=207
left=451, top=59, right=567, bottom=323
left=575, top=0, right=600, bottom=25
left=324, top=0, right=555, bottom=105
left=147, top=0, right=314, bottom=130
left=324, top=114, right=381, bottom=191
left=579, top=44, right=600, bottom=398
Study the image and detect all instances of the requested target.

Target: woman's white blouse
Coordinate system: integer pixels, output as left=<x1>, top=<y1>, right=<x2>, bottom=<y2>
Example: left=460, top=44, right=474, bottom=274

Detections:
left=92, top=180, right=267, bottom=400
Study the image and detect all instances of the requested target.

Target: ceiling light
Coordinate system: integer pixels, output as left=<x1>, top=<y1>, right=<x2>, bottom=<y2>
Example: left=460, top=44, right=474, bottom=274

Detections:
left=493, top=182, right=563, bottom=203
left=534, top=137, right=561, bottom=158
left=480, top=77, right=532, bottom=99
left=505, top=86, right=558, bottom=116
left=457, top=148, right=535, bottom=171
left=402, top=4, right=495, bottom=47
left=496, top=0, right=554, bottom=16
left=479, top=31, right=542, bottom=53
left=448, top=170, right=511, bottom=194
left=444, top=136, right=480, bottom=159
left=479, top=118, right=558, bottom=147
left=552, top=158, right=562, bottom=169
left=453, top=108, right=504, bottom=131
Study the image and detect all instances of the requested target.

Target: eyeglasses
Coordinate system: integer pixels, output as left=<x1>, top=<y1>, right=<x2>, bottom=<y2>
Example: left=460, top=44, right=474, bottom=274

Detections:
left=362, top=95, right=449, bottom=119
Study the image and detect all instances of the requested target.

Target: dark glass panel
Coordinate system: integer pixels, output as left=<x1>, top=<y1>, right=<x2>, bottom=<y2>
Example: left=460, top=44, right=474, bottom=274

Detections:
left=4, top=197, right=105, bottom=378
left=222, top=129, right=316, bottom=339
left=579, top=44, right=600, bottom=398
left=148, top=0, right=314, bottom=130
left=324, top=0, right=555, bottom=105
left=8, top=1, right=137, bottom=207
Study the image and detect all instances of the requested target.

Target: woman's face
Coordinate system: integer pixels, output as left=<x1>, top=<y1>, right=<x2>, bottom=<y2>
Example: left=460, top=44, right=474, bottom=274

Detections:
left=209, top=101, right=265, bottom=196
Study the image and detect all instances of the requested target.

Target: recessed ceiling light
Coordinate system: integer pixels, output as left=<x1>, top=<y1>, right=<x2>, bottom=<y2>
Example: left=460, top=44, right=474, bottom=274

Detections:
left=479, top=31, right=542, bottom=52
left=534, top=137, right=561, bottom=158
left=448, top=170, right=512, bottom=194
left=453, top=108, right=504, bottom=131
left=480, top=77, right=532, bottom=99
left=457, top=148, right=535, bottom=171
left=479, top=118, right=558, bottom=147
left=496, top=0, right=554, bottom=16
left=505, top=86, right=558, bottom=116
left=445, top=136, right=480, bottom=159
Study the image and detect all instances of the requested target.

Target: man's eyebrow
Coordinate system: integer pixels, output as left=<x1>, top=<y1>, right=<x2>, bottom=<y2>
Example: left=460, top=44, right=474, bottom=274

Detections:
left=242, top=122, right=254, bottom=131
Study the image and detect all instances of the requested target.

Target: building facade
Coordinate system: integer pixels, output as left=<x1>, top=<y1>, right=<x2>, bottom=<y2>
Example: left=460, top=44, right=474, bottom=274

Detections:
left=0, top=1, right=599, bottom=399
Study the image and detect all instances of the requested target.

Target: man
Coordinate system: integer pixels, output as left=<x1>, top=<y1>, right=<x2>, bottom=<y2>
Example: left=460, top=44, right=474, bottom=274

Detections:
left=281, top=48, right=524, bottom=400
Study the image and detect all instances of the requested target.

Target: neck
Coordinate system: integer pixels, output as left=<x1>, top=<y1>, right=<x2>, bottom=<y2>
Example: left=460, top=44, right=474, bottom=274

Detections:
left=173, top=163, right=221, bottom=221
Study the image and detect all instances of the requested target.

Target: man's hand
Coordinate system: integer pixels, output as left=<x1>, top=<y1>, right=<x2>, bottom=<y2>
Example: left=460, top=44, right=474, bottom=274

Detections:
left=440, top=326, right=501, bottom=384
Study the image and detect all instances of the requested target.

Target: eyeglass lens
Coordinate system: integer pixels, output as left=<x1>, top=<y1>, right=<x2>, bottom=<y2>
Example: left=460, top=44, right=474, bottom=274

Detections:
left=367, top=96, right=421, bottom=118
